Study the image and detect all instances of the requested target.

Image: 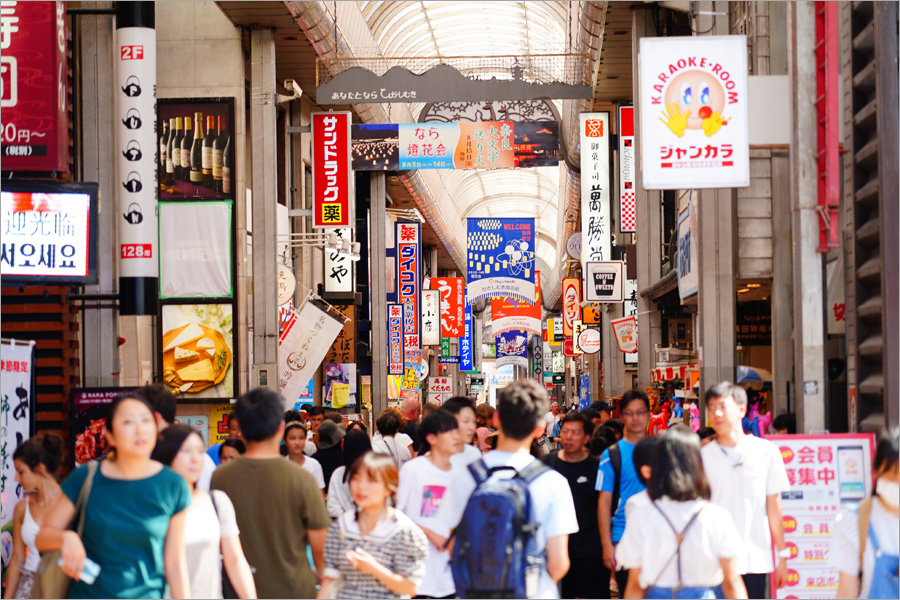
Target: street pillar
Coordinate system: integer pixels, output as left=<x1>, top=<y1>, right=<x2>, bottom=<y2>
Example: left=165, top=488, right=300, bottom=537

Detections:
left=369, top=173, right=389, bottom=417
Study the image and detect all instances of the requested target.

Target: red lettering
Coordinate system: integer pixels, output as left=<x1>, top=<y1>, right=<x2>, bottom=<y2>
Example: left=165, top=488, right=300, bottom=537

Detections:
left=677, top=59, right=686, bottom=69
left=658, top=73, right=669, bottom=84
left=711, top=63, right=722, bottom=74
left=688, top=57, right=697, bottom=66
left=651, top=97, right=661, bottom=104
left=721, top=70, right=730, bottom=81
left=728, top=91, right=739, bottom=104
left=700, top=58, right=708, bottom=68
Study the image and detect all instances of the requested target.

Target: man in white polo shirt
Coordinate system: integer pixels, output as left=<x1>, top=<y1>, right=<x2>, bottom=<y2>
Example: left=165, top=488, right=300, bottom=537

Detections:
left=702, top=382, right=791, bottom=599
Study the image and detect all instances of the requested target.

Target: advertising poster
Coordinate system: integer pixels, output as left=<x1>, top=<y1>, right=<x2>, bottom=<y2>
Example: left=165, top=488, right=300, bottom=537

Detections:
left=492, top=271, right=542, bottom=337
left=562, top=277, right=581, bottom=337
left=769, top=434, right=876, bottom=600
left=496, top=330, right=528, bottom=369
left=395, top=221, right=421, bottom=351
left=278, top=302, right=344, bottom=407
left=579, top=374, right=591, bottom=410
left=460, top=293, right=474, bottom=372
left=580, top=112, right=611, bottom=265
left=324, top=363, right=356, bottom=408
left=611, top=316, right=638, bottom=354
left=71, top=388, right=134, bottom=467
left=639, top=36, right=750, bottom=189
left=1, top=342, right=34, bottom=533
left=618, top=106, right=636, bottom=233
left=161, top=304, right=234, bottom=399
left=180, top=415, right=209, bottom=447
left=432, top=276, right=465, bottom=338
left=209, top=403, right=234, bottom=447
left=157, top=99, right=234, bottom=199
left=159, top=200, right=233, bottom=298
left=421, top=289, right=441, bottom=346
left=584, top=261, right=625, bottom=303
left=677, top=204, right=699, bottom=299
left=312, top=112, right=352, bottom=227
left=466, top=218, right=536, bottom=303
left=388, top=303, right=404, bottom=374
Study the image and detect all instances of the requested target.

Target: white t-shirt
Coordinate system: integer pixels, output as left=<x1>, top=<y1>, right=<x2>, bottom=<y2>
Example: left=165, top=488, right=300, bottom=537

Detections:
left=197, top=453, right=216, bottom=491
left=449, top=443, right=483, bottom=468
left=326, top=466, right=356, bottom=518
left=625, top=489, right=651, bottom=523
left=184, top=490, right=240, bottom=599
left=304, top=440, right=317, bottom=456
left=299, top=456, right=326, bottom=490
left=543, top=412, right=559, bottom=431
left=701, top=437, right=791, bottom=574
left=616, top=497, right=743, bottom=589
left=435, top=449, right=579, bottom=599
left=831, top=499, right=900, bottom=599
left=396, top=456, right=457, bottom=597
left=371, top=432, right=413, bottom=467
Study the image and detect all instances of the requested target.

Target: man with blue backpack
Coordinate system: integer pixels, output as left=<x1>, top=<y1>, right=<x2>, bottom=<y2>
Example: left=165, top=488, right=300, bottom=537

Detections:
left=432, top=379, right=578, bottom=599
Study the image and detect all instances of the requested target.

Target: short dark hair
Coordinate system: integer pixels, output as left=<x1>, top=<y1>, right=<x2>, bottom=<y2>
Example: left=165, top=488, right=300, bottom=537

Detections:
left=561, top=411, right=594, bottom=437
left=284, top=409, right=303, bottom=423
left=874, top=427, right=899, bottom=479
left=705, top=381, right=748, bottom=407
left=580, top=408, right=601, bottom=422
left=140, top=383, right=177, bottom=424
left=342, top=430, right=373, bottom=483
left=422, top=401, right=441, bottom=417
left=375, top=408, right=403, bottom=436
left=324, top=410, right=344, bottom=424
left=308, top=406, right=325, bottom=417
left=648, top=425, right=710, bottom=502
left=346, top=420, right=368, bottom=435
left=151, top=424, right=201, bottom=472
left=228, top=412, right=238, bottom=425
left=604, top=419, right=624, bottom=438
left=590, top=400, right=613, bottom=413
left=589, top=425, right=617, bottom=457
left=13, top=434, right=63, bottom=476
left=283, top=420, right=307, bottom=439
left=442, top=396, right=476, bottom=417
left=497, top=379, right=549, bottom=441
left=633, top=435, right=662, bottom=486
left=417, top=409, right=459, bottom=453
left=619, top=389, right=650, bottom=413
left=234, top=388, right=285, bottom=442
left=106, top=392, right=154, bottom=436
left=219, top=437, right=245, bottom=459
left=773, top=413, right=796, bottom=434
left=698, top=427, right=717, bottom=441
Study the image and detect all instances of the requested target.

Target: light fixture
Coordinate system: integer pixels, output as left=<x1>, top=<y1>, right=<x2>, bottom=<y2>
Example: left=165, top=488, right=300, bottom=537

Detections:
left=747, top=283, right=761, bottom=288
left=324, top=232, right=340, bottom=253
left=737, top=288, right=749, bottom=294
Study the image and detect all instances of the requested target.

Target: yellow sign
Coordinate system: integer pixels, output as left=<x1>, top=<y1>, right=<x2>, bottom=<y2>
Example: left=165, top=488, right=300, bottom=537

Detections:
left=208, top=403, right=234, bottom=445
left=331, top=382, right=350, bottom=408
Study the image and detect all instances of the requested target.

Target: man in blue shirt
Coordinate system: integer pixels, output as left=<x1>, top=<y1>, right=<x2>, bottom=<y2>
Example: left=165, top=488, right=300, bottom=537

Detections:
left=596, top=389, right=651, bottom=594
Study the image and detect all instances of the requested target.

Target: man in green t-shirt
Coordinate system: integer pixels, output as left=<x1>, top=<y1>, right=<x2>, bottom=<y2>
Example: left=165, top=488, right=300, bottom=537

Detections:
left=212, top=389, right=330, bottom=598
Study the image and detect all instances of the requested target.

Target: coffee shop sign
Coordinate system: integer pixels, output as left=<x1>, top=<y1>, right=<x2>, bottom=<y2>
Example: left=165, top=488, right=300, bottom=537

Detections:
left=330, top=89, right=418, bottom=102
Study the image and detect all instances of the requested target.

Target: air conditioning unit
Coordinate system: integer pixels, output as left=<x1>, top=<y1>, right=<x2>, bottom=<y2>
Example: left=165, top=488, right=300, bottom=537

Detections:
left=655, top=345, right=696, bottom=366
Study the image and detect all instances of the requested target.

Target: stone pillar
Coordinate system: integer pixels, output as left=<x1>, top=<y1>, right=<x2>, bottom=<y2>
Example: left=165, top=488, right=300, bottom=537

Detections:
left=369, top=173, right=389, bottom=416
left=771, top=151, right=794, bottom=416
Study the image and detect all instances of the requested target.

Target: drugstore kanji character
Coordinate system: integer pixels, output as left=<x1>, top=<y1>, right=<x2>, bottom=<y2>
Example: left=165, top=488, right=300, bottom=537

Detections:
left=322, top=205, right=342, bottom=223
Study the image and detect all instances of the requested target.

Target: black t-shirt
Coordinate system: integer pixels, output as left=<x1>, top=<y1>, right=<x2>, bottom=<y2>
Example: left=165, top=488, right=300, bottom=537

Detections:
left=544, top=450, right=602, bottom=557
left=404, top=420, right=420, bottom=452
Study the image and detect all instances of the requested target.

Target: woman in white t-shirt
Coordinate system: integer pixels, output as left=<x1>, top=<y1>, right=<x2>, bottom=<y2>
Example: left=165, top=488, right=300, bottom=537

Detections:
left=834, top=428, right=899, bottom=600
left=327, top=430, right=373, bottom=518
left=153, top=425, right=257, bottom=599
left=371, top=409, right=413, bottom=468
left=284, top=421, right=326, bottom=493
left=617, top=426, right=748, bottom=599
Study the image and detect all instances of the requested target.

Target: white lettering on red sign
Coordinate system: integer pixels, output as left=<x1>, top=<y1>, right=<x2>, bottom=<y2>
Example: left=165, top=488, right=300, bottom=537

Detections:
left=120, top=45, right=143, bottom=60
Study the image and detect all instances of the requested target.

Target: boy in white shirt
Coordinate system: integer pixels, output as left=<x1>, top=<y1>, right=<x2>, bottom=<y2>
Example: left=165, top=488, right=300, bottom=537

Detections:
left=442, top=396, right=482, bottom=467
left=396, top=409, right=464, bottom=599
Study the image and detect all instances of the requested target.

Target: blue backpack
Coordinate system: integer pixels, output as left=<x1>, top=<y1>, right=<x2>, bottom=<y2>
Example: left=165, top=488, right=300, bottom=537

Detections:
left=450, top=458, right=550, bottom=599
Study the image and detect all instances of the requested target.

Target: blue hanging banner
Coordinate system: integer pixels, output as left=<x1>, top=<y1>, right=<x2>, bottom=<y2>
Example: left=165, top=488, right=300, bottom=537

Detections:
left=459, top=291, right=474, bottom=372
left=466, top=218, right=536, bottom=304
left=496, top=329, right=528, bottom=369
left=579, top=374, right=591, bottom=410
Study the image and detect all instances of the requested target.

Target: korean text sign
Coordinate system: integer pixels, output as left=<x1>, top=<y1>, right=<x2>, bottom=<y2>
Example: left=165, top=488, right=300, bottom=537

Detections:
left=388, top=303, right=404, bottom=374
left=639, top=36, right=750, bottom=189
left=769, top=433, right=875, bottom=600
left=312, top=112, right=352, bottom=227
left=580, top=112, right=611, bottom=265
left=395, top=221, right=421, bottom=351
left=0, top=1, right=68, bottom=172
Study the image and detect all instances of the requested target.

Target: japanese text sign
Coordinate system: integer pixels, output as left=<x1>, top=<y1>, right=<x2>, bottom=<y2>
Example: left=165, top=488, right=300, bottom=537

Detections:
left=562, top=277, right=581, bottom=337
left=395, top=221, right=421, bottom=351
left=0, top=1, right=68, bottom=172
left=492, top=271, right=542, bottom=338
left=769, top=434, right=875, bottom=600
left=639, top=36, right=750, bottom=189
left=323, top=305, right=355, bottom=364
left=496, top=330, right=528, bottom=369
left=580, top=112, right=611, bottom=265
left=427, top=376, right=453, bottom=395
left=209, top=403, right=234, bottom=446
left=466, top=218, right=536, bottom=304
left=312, top=112, right=352, bottom=227
left=618, top=106, right=636, bottom=233
left=324, top=228, right=354, bottom=293
left=624, top=278, right=639, bottom=364
left=611, top=316, right=638, bottom=354
left=400, top=121, right=514, bottom=169
left=460, top=292, right=474, bottom=371
left=388, top=303, right=404, bottom=374
left=1, top=341, right=33, bottom=530
left=421, top=289, right=441, bottom=346
left=277, top=303, right=343, bottom=408
left=432, top=276, right=465, bottom=338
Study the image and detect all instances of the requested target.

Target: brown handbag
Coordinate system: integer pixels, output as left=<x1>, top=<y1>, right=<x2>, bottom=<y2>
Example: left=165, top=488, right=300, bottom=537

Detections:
left=33, top=460, right=99, bottom=599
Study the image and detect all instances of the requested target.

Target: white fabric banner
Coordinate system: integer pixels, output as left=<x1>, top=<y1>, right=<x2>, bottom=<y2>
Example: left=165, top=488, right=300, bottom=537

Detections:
left=278, top=303, right=344, bottom=407
left=1, top=341, right=33, bottom=530
left=159, top=201, right=232, bottom=298
left=580, top=112, right=611, bottom=266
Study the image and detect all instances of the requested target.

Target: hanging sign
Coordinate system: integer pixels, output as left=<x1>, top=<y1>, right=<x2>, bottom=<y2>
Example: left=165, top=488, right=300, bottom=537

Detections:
left=432, top=276, right=465, bottom=338
left=571, top=320, right=585, bottom=356
left=580, top=112, right=611, bottom=266
left=566, top=233, right=582, bottom=259
left=1, top=1, right=68, bottom=171
left=584, top=261, right=625, bottom=303
left=618, top=106, right=636, bottom=233
left=421, top=289, right=441, bottom=346
left=324, top=228, right=354, bottom=294
left=496, top=330, right=528, bottom=369
left=440, top=337, right=459, bottom=364
left=677, top=205, right=699, bottom=299
left=611, top=316, right=638, bottom=353
left=460, top=292, right=474, bottom=371
left=769, top=434, right=876, bottom=600
left=579, top=374, right=591, bottom=410
left=466, top=218, right=536, bottom=304
left=277, top=302, right=344, bottom=408
left=562, top=277, right=581, bottom=337
left=388, top=303, right=404, bottom=374
left=395, top=221, right=421, bottom=351
left=578, top=327, right=601, bottom=354
left=639, top=36, right=750, bottom=189
left=562, top=339, right=576, bottom=358
left=312, top=112, right=352, bottom=227
left=323, top=305, right=355, bottom=364
left=1, top=341, right=34, bottom=530
left=492, top=270, right=542, bottom=337
left=277, top=265, right=295, bottom=305
left=624, top=278, right=639, bottom=365
left=427, top=376, right=454, bottom=395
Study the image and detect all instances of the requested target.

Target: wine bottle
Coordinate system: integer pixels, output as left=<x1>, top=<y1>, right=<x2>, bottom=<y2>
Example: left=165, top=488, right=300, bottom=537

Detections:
left=213, top=116, right=228, bottom=193
left=180, top=116, right=193, bottom=183
left=159, top=120, right=169, bottom=174
left=202, top=115, right=216, bottom=189
left=170, top=117, right=183, bottom=183
left=190, top=112, right=204, bottom=185
left=164, top=118, right=177, bottom=186
left=222, top=128, right=232, bottom=195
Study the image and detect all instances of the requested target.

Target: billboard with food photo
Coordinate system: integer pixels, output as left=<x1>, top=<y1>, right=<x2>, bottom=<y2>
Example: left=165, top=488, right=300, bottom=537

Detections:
left=71, top=388, right=135, bottom=466
left=161, top=304, right=234, bottom=399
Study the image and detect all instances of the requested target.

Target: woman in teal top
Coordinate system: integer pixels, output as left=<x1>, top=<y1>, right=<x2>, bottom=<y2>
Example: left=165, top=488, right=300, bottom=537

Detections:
left=37, top=393, right=191, bottom=599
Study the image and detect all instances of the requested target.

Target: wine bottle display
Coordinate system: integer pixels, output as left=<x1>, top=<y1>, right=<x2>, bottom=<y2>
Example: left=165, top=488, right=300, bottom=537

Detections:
left=213, top=116, right=228, bottom=193
left=222, top=129, right=232, bottom=194
left=180, top=116, right=193, bottom=182
left=164, top=118, right=177, bottom=186
left=190, top=112, right=204, bottom=184
left=159, top=120, right=169, bottom=173
left=171, top=117, right=184, bottom=182
left=202, top=115, right=216, bottom=189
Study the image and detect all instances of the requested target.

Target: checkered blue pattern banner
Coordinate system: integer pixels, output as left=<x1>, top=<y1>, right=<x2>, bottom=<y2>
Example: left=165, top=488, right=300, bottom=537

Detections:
left=466, top=218, right=536, bottom=304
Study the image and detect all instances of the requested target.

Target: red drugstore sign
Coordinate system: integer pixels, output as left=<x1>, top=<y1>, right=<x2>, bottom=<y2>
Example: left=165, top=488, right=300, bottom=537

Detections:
left=1, top=1, right=69, bottom=172
left=395, top=221, right=421, bottom=351
left=388, top=303, right=404, bottom=374
left=562, top=277, right=581, bottom=337
left=312, top=112, right=352, bottom=228
left=433, top=276, right=465, bottom=338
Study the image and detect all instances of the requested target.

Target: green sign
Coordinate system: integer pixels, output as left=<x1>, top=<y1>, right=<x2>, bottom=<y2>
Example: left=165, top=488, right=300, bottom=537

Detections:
left=551, top=374, right=565, bottom=385
left=441, top=337, right=451, bottom=359
left=482, top=343, right=496, bottom=359
left=470, top=375, right=485, bottom=393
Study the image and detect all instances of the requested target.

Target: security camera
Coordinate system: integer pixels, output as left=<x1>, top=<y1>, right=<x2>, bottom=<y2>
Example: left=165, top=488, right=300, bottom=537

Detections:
left=277, top=79, right=303, bottom=104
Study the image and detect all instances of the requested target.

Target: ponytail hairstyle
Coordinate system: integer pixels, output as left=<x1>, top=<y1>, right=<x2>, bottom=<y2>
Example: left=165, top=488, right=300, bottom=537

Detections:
left=13, top=433, right=63, bottom=478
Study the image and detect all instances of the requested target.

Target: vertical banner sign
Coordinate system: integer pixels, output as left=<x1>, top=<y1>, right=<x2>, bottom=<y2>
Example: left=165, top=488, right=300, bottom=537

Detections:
left=432, top=276, right=465, bottom=338
left=611, top=316, right=638, bottom=354
left=0, top=1, right=68, bottom=171
left=618, top=106, right=636, bottom=233
left=277, top=303, right=344, bottom=408
left=116, top=5, right=158, bottom=314
left=387, top=303, right=404, bottom=374
left=492, top=271, right=542, bottom=337
left=677, top=204, right=699, bottom=299
left=561, top=277, right=581, bottom=337
left=531, top=336, right=543, bottom=382
left=395, top=221, right=421, bottom=351
left=1, top=341, right=34, bottom=531
left=639, top=36, right=750, bottom=189
left=466, top=218, right=536, bottom=303
left=579, top=374, right=591, bottom=410
left=769, top=434, right=875, bottom=600
left=496, top=330, right=528, bottom=369
left=580, top=112, right=611, bottom=267
left=324, top=228, right=354, bottom=293
left=624, top=278, right=639, bottom=365
left=312, top=112, right=352, bottom=227
left=460, top=292, right=474, bottom=371
left=421, top=289, right=441, bottom=346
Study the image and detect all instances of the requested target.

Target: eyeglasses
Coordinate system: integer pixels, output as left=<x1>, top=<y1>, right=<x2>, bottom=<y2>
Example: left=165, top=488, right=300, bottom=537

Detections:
left=621, top=410, right=649, bottom=419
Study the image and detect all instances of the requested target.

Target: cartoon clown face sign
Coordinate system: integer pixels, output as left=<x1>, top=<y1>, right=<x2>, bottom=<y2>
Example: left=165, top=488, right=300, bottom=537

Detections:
left=639, top=35, right=749, bottom=189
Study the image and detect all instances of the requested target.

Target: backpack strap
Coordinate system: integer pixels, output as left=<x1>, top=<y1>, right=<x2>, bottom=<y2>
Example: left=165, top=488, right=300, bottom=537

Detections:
left=467, top=459, right=490, bottom=487
left=516, top=459, right=551, bottom=485
left=74, top=460, right=99, bottom=537
left=609, top=443, right=622, bottom=516
left=857, top=497, right=873, bottom=578
left=650, top=501, right=705, bottom=590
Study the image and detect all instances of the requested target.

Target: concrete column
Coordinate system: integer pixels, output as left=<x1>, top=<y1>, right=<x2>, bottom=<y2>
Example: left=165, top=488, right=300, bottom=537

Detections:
left=788, top=2, right=826, bottom=432
left=249, top=29, right=279, bottom=387
left=771, top=151, right=794, bottom=416
left=601, top=303, right=625, bottom=397
left=369, top=173, right=389, bottom=416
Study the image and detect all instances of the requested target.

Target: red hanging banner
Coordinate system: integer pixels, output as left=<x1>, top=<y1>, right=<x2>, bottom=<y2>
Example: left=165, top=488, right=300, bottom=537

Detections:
left=312, top=112, right=352, bottom=228
left=432, top=276, right=465, bottom=338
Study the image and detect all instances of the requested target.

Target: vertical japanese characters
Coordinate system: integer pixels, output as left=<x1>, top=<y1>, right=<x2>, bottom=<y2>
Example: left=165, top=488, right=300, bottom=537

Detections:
left=312, top=112, right=352, bottom=228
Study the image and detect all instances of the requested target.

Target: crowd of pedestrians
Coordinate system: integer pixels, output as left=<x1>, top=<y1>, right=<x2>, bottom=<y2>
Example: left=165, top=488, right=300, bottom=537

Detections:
left=4, top=379, right=898, bottom=599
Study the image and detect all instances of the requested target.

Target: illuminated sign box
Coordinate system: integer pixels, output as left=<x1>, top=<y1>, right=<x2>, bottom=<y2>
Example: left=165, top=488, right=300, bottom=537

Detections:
left=1, top=180, right=98, bottom=284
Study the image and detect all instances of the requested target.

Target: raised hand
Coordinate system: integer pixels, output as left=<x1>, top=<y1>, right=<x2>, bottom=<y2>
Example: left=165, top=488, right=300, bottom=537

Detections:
left=659, top=104, right=690, bottom=138
left=702, top=111, right=729, bottom=137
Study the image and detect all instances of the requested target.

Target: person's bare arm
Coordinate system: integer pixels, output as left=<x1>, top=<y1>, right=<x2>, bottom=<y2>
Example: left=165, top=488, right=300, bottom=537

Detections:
left=346, top=548, right=419, bottom=596
left=599, top=491, right=616, bottom=571
left=623, top=567, right=643, bottom=599
left=544, top=534, right=571, bottom=583
left=719, top=557, right=749, bottom=599
left=420, top=526, right=449, bottom=551
left=766, top=493, right=788, bottom=590
left=316, top=577, right=337, bottom=599
left=164, top=509, right=190, bottom=599
left=836, top=571, right=860, bottom=600
left=221, top=535, right=257, bottom=599
left=35, top=493, right=87, bottom=580
left=3, top=502, right=26, bottom=599
left=308, top=527, right=328, bottom=577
